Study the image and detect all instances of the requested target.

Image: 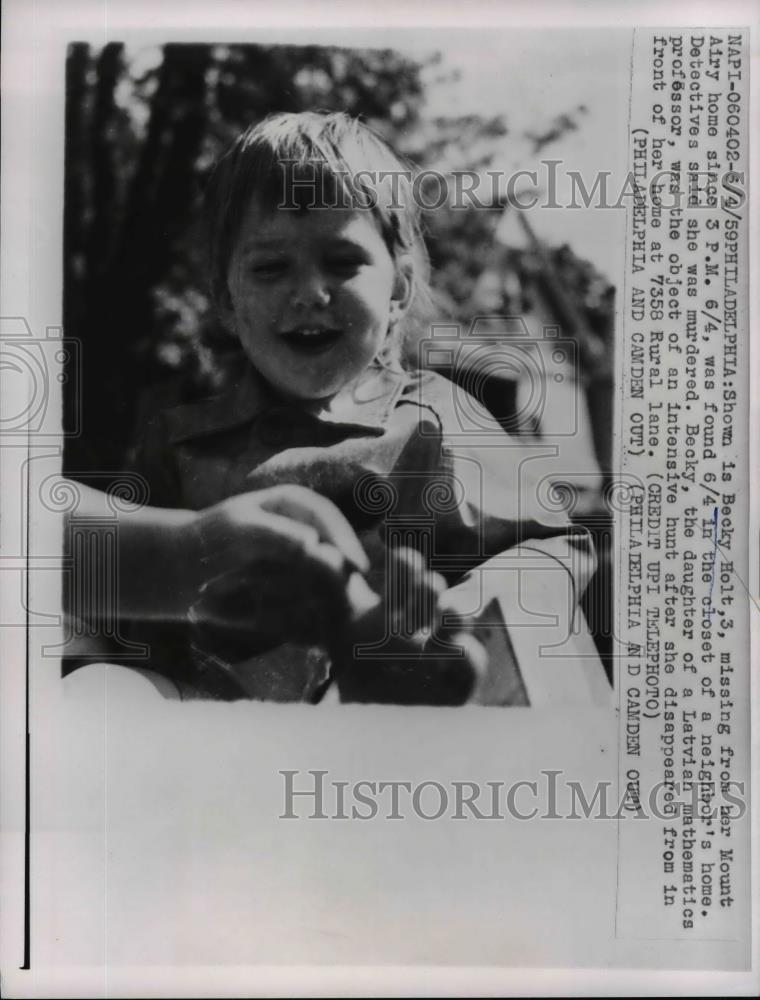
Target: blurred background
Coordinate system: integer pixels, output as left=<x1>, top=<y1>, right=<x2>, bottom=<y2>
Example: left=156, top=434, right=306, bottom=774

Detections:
left=62, top=38, right=623, bottom=672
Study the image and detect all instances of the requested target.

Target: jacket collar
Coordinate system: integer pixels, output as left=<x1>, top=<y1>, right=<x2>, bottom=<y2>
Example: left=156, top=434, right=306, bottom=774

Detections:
left=163, top=363, right=409, bottom=444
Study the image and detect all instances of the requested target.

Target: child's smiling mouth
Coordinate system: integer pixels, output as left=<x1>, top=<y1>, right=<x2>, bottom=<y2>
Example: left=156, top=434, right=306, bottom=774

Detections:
left=279, top=326, right=343, bottom=353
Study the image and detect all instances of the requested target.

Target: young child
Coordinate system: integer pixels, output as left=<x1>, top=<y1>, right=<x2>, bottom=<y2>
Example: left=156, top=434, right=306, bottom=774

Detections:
left=133, top=111, right=599, bottom=704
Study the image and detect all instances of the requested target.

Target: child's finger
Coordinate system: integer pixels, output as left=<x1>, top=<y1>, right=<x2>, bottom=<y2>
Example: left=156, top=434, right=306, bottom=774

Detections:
left=388, top=547, right=446, bottom=635
left=435, top=587, right=478, bottom=625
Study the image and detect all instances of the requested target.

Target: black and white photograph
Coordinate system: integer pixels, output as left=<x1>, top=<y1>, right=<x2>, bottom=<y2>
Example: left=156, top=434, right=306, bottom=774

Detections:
left=58, top=34, right=618, bottom=706
left=0, top=1, right=756, bottom=996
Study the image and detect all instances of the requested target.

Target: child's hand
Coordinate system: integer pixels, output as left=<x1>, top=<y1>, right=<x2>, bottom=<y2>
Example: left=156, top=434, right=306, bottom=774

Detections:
left=338, top=547, right=489, bottom=705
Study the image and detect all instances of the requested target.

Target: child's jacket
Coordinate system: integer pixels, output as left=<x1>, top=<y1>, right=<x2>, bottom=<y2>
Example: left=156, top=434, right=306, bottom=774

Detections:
left=131, top=362, right=597, bottom=702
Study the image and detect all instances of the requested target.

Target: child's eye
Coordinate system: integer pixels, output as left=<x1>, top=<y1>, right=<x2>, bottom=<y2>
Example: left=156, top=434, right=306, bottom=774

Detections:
left=250, top=259, right=288, bottom=277
left=325, top=256, right=363, bottom=275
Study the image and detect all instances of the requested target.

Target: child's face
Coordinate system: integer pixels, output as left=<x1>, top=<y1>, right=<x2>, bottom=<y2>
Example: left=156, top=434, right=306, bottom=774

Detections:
left=224, top=200, right=411, bottom=401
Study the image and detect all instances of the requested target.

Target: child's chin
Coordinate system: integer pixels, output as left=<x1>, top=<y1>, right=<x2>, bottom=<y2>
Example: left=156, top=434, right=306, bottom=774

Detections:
left=273, top=375, right=347, bottom=403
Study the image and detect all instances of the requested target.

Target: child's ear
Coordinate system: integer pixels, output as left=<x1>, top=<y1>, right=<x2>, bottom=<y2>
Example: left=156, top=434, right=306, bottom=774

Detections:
left=389, top=254, right=414, bottom=325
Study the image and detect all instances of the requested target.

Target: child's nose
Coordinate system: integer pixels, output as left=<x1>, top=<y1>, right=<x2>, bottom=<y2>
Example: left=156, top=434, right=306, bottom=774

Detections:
left=292, top=267, right=331, bottom=308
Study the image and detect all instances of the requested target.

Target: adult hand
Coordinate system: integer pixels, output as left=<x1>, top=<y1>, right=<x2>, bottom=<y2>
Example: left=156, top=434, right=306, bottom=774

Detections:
left=188, top=484, right=378, bottom=649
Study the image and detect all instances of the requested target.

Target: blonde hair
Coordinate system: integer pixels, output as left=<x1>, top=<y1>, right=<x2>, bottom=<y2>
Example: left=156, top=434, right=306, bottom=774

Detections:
left=203, top=111, right=434, bottom=368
